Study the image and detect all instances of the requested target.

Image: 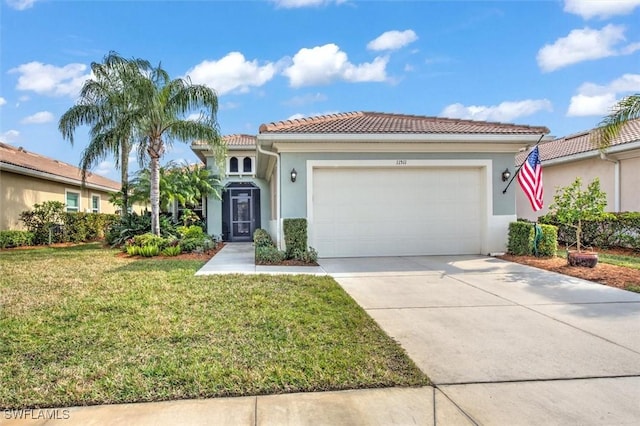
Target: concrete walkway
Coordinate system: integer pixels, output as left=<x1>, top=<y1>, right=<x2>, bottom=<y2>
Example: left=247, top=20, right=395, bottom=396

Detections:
left=6, top=250, right=640, bottom=425
left=195, top=242, right=327, bottom=275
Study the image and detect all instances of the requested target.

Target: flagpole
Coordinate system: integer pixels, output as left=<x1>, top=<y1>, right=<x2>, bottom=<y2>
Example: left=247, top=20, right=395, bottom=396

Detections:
left=502, top=134, right=545, bottom=194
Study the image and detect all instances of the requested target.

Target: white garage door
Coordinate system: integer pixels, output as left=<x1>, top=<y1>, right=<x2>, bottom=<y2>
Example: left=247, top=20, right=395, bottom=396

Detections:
left=311, top=167, right=484, bottom=257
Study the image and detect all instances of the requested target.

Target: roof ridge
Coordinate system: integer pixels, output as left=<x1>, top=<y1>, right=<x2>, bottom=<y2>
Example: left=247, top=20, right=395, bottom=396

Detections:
left=362, top=111, right=548, bottom=130
left=259, top=111, right=363, bottom=133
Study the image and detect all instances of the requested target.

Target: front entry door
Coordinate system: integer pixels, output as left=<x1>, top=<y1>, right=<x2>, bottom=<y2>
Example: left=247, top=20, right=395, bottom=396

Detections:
left=231, top=194, right=253, bottom=241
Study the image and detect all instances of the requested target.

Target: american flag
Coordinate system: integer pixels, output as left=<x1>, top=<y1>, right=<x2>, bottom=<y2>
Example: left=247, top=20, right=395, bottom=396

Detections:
left=518, top=146, right=544, bottom=211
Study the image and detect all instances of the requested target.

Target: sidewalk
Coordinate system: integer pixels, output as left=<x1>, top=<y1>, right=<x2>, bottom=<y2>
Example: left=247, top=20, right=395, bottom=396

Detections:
left=195, top=243, right=327, bottom=276
left=1, top=387, right=439, bottom=426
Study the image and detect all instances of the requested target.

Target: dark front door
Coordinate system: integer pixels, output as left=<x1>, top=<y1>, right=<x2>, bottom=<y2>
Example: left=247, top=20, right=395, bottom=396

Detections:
left=222, top=182, right=261, bottom=242
left=231, top=194, right=253, bottom=241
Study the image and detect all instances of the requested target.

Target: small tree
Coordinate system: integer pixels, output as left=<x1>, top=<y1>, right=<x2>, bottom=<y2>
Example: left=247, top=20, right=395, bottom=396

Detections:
left=548, top=177, right=609, bottom=253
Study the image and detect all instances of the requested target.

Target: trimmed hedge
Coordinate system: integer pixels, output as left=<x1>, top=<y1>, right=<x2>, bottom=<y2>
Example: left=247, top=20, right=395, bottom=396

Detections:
left=539, top=212, right=640, bottom=250
left=507, top=221, right=557, bottom=257
left=0, top=230, right=35, bottom=248
left=253, top=228, right=274, bottom=248
left=283, top=218, right=307, bottom=258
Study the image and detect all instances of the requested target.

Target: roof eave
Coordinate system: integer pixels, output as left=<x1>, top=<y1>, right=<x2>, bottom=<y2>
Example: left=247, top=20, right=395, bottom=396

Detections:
left=542, top=140, right=640, bottom=166
left=1, top=162, right=120, bottom=192
left=258, top=132, right=549, bottom=143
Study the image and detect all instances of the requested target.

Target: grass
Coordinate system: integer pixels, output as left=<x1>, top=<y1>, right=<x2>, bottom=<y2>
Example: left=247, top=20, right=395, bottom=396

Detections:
left=0, top=243, right=428, bottom=409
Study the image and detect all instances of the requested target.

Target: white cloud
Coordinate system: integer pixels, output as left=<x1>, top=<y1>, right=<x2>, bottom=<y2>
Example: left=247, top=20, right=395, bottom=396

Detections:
left=5, top=0, right=38, bottom=10
left=564, top=0, right=640, bottom=19
left=283, top=43, right=388, bottom=87
left=271, top=0, right=345, bottom=8
left=567, top=73, right=640, bottom=116
left=537, top=24, right=638, bottom=72
left=9, top=62, right=91, bottom=97
left=284, top=93, right=328, bottom=106
left=94, top=161, right=115, bottom=177
left=186, top=52, right=277, bottom=95
left=0, top=97, right=6, bottom=106
left=441, top=99, right=553, bottom=122
left=367, top=30, right=418, bottom=51
left=1, top=130, right=20, bottom=142
left=20, top=111, right=54, bottom=124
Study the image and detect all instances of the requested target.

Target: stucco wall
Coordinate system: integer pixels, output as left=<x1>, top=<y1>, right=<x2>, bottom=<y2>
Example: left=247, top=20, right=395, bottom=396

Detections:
left=0, top=170, right=118, bottom=230
left=279, top=151, right=517, bottom=219
left=515, top=155, right=639, bottom=221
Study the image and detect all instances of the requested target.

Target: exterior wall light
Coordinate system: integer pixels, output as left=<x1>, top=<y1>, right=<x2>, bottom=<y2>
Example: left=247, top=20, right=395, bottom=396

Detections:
left=501, top=168, right=511, bottom=182
left=290, top=168, right=297, bottom=182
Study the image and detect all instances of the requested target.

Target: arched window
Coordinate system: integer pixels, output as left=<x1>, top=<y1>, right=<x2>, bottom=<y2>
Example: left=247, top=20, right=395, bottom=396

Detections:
left=243, top=157, right=252, bottom=173
left=229, top=157, right=238, bottom=173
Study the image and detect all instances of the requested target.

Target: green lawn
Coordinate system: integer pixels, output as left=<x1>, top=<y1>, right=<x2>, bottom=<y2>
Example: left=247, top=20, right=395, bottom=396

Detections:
left=0, top=243, right=428, bottom=409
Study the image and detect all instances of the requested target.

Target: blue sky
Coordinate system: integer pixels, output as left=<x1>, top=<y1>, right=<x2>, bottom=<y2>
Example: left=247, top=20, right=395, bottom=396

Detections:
left=1, top=0, right=639, bottom=181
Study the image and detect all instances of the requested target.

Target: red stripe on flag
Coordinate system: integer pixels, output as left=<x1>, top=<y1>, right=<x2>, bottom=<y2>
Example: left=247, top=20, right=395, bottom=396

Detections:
left=518, top=147, right=544, bottom=212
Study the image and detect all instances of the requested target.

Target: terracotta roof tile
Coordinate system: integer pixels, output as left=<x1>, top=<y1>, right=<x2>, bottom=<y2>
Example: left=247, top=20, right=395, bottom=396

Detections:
left=0, top=142, right=120, bottom=190
left=259, top=111, right=550, bottom=135
left=516, top=118, right=640, bottom=164
left=193, top=134, right=256, bottom=148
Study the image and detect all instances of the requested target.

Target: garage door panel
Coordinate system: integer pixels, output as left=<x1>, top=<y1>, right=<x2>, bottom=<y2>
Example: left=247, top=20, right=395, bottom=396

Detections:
left=311, top=167, right=483, bottom=257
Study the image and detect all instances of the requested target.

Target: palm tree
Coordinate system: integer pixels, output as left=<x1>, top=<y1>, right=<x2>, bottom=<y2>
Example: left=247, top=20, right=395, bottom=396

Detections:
left=132, top=66, right=223, bottom=235
left=59, top=52, right=151, bottom=217
left=593, top=94, right=640, bottom=150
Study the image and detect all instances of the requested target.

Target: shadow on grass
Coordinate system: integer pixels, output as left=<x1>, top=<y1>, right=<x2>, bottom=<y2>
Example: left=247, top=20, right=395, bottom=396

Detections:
left=110, top=257, right=205, bottom=273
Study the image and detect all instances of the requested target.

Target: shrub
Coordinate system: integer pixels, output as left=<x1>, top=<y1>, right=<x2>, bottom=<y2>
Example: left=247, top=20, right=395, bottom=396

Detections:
left=536, top=224, right=558, bottom=257
left=255, top=245, right=286, bottom=264
left=179, top=235, right=216, bottom=253
left=507, top=221, right=533, bottom=256
left=177, top=225, right=205, bottom=240
left=20, top=201, right=66, bottom=245
left=507, top=221, right=557, bottom=257
left=132, top=233, right=167, bottom=249
left=126, top=245, right=140, bottom=256
left=161, top=246, right=182, bottom=256
left=105, top=213, right=177, bottom=247
left=0, top=230, right=34, bottom=248
left=138, top=245, right=160, bottom=257
left=253, top=228, right=273, bottom=248
left=283, top=218, right=307, bottom=258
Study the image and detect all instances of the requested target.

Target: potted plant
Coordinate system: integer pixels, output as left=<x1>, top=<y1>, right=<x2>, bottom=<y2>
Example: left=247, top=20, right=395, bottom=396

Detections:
left=548, top=177, right=609, bottom=267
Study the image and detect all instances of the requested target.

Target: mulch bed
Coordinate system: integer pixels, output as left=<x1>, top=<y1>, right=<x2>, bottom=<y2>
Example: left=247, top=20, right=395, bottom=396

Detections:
left=498, top=252, right=640, bottom=289
left=116, top=242, right=225, bottom=260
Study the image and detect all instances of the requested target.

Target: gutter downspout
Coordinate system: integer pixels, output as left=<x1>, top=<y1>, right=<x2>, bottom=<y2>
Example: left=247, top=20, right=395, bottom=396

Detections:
left=257, top=141, right=282, bottom=249
left=600, top=152, right=620, bottom=212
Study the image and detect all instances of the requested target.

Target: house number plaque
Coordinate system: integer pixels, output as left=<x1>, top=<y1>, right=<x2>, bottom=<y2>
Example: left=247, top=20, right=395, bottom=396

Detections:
left=396, top=160, right=407, bottom=165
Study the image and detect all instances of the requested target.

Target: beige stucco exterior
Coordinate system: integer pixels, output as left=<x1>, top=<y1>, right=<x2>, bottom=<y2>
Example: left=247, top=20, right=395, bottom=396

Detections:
left=517, top=148, right=640, bottom=221
left=0, top=170, right=118, bottom=230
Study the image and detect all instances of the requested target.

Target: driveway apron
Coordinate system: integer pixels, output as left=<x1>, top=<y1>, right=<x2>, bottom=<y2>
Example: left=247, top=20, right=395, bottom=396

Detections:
left=321, top=255, right=640, bottom=425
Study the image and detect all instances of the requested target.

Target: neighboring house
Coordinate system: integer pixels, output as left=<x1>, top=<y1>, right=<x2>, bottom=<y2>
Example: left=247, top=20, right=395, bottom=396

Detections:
left=193, top=112, right=549, bottom=257
left=0, top=142, right=121, bottom=230
left=516, top=118, right=640, bottom=221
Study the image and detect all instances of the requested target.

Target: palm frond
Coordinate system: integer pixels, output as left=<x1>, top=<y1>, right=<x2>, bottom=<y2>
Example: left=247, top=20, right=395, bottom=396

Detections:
left=592, top=94, right=640, bottom=150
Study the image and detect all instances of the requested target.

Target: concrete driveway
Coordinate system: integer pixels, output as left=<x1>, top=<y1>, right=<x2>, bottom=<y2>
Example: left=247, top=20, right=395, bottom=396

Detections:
left=320, top=255, right=640, bottom=425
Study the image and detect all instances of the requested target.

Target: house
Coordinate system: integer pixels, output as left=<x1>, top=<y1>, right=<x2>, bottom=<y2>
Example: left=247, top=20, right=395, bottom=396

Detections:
left=516, top=118, right=640, bottom=221
left=192, top=112, right=549, bottom=257
left=0, top=142, right=121, bottom=230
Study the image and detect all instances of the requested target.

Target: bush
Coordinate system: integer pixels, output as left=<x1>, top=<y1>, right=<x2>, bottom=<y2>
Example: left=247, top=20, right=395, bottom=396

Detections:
left=106, top=213, right=178, bottom=247
left=255, top=246, right=286, bottom=264
left=177, top=225, right=205, bottom=240
left=283, top=218, right=307, bottom=258
left=507, top=221, right=533, bottom=256
left=507, top=221, right=557, bottom=257
left=131, top=233, right=167, bottom=249
left=20, top=201, right=65, bottom=245
left=179, top=235, right=216, bottom=253
left=540, top=212, right=640, bottom=251
left=0, top=230, right=34, bottom=248
left=138, top=245, right=160, bottom=257
left=253, top=228, right=274, bottom=248
left=161, top=246, right=182, bottom=256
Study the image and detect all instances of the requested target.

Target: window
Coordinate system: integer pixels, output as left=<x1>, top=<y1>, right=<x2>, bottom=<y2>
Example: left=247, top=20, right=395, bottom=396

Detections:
left=243, top=157, right=252, bottom=173
left=229, top=157, right=239, bottom=173
left=91, top=195, right=100, bottom=213
left=65, top=190, right=80, bottom=212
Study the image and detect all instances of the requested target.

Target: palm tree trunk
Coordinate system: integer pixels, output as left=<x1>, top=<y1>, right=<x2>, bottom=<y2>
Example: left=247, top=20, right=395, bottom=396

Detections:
left=149, top=155, right=161, bottom=235
left=120, top=139, right=129, bottom=218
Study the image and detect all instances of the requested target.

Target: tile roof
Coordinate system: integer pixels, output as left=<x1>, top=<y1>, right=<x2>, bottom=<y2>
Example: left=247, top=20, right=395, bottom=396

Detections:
left=516, top=118, right=640, bottom=164
left=0, top=142, right=120, bottom=190
left=259, top=111, right=550, bottom=135
left=192, top=134, right=256, bottom=148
